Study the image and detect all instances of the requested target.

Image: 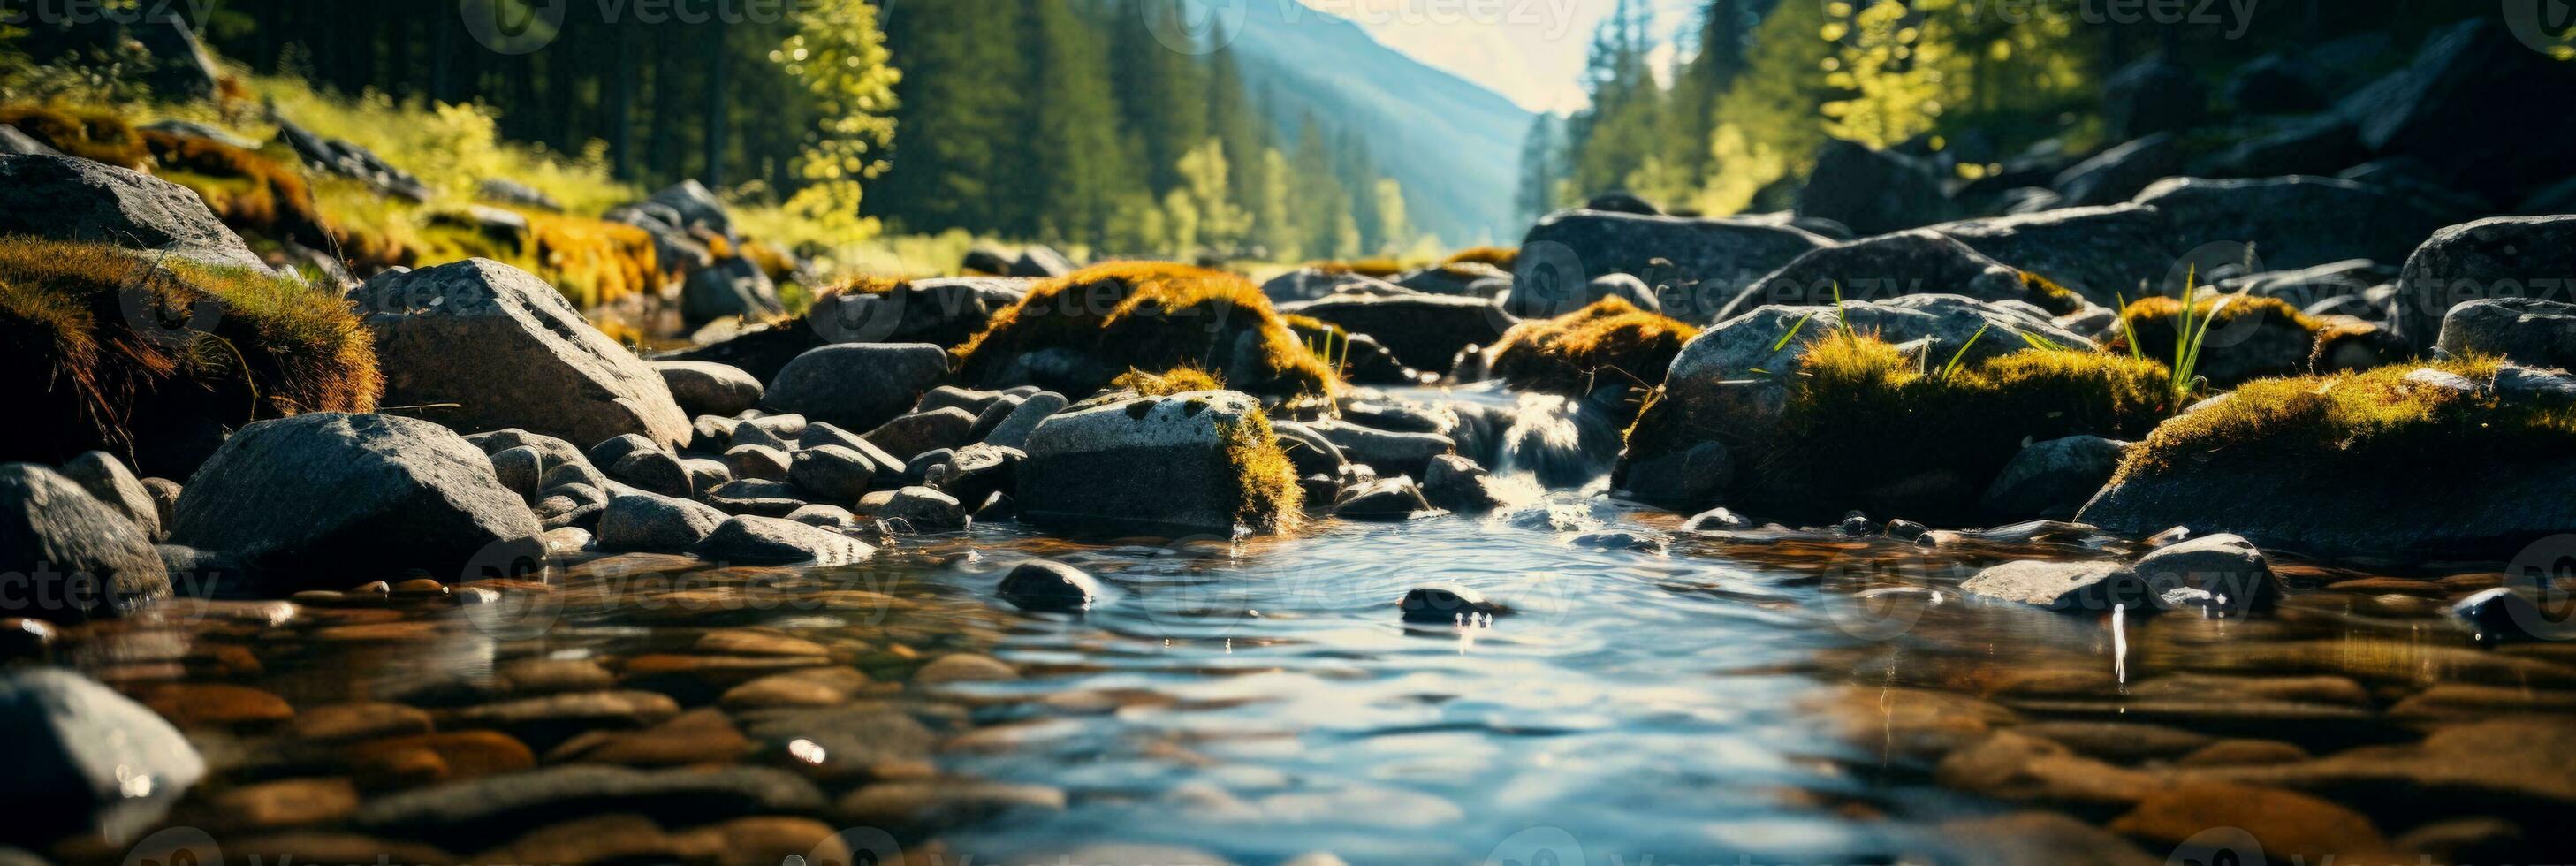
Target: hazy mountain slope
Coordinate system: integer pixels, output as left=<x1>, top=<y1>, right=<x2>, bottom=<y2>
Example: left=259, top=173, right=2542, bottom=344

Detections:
left=1220, top=0, right=1534, bottom=246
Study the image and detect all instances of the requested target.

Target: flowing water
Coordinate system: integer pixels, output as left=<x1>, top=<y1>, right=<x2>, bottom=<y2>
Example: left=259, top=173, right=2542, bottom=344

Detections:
left=41, top=391, right=2576, bottom=865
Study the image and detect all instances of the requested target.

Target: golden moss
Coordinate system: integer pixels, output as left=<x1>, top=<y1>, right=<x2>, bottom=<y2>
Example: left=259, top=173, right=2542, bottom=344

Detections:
left=0, top=238, right=381, bottom=474
left=2117, top=357, right=2574, bottom=482
left=954, top=262, right=1340, bottom=400
left=1112, top=365, right=1225, bottom=397
left=140, top=129, right=338, bottom=252
left=1303, top=258, right=1407, bottom=279
left=2020, top=271, right=2084, bottom=315
left=740, top=239, right=801, bottom=284
left=2109, top=294, right=2325, bottom=383
left=1217, top=413, right=1303, bottom=534
left=1741, top=335, right=2172, bottom=522
left=1442, top=247, right=1519, bottom=270
left=0, top=104, right=148, bottom=168
left=1488, top=298, right=1699, bottom=409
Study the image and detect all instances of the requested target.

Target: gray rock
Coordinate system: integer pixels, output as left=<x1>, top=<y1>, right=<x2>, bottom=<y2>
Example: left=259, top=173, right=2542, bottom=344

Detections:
left=680, top=256, right=783, bottom=329
left=2219, top=259, right=2393, bottom=313
left=2053, top=133, right=2184, bottom=207
left=587, top=433, right=658, bottom=472
left=2134, top=175, right=2454, bottom=273
left=56, top=452, right=159, bottom=539
left=918, top=385, right=1004, bottom=416
left=1421, top=455, right=1505, bottom=515
left=680, top=457, right=732, bottom=492
left=2496, top=365, right=2576, bottom=407
left=1285, top=293, right=1507, bottom=376
left=1931, top=205, right=2176, bottom=307
left=1498, top=268, right=1659, bottom=320
left=1961, top=560, right=2158, bottom=614
left=865, top=407, right=979, bottom=460
left=760, top=343, right=949, bottom=433
left=1515, top=209, right=1835, bottom=323
left=726, top=417, right=790, bottom=452
left=997, top=560, right=1106, bottom=612
left=1400, top=585, right=1502, bottom=625
left=785, top=505, right=859, bottom=530
left=168, top=414, right=543, bottom=590
left=646, top=179, right=733, bottom=238
left=1720, top=231, right=2071, bottom=321
left=2226, top=51, right=2328, bottom=114
left=2135, top=534, right=2280, bottom=614
left=695, top=515, right=873, bottom=566
left=933, top=443, right=1022, bottom=506
left=2405, top=217, right=2576, bottom=353
left=874, top=486, right=966, bottom=529
left=984, top=391, right=1069, bottom=451
left=1017, top=391, right=1296, bottom=534
left=609, top=449, right=694, bottom=498
left=1796, top=139, right=1959, bottom=238
left=1615, top=441, right=1733, bottom=510
left=0, top=668, right=204, bottom=846
left=1334, top=477, right=1438, bottom=520
left=1493, top=394, right=1625, bottom=489
left=532, top=484, right=606, bottom=532
left=2196, top=114, right=2366, bottom=180
left=0, top=155, right=268, bottom=271
left=596, top=491, right=728, bottom=554
left=0, top=125, right=59, bottom=156
left=789, top=445, right=878, bottom=501
left=355, top=765, right=824, bottom=849
left=1306, top=420, right=1455, bottom=479
left=803, top=277, right=1030, bottom=347
left=139, top=478, right=180, bottom=530
left=353, top=259, right=692, bottom=451
left=1981, top=436, right=2131, bottom=521
left=722, top=444, right=792, bottom=482
left=703, top=480, right=810, bottom=518
left=1260, top=268, right=1405, bottom=304
left=653, top=361, right=764, bottom=419
left=1, top=465, right=170, bottom=622
left=488, top=445, right=546, bottom=500
left=2340, top=17, right=2576, bottom=203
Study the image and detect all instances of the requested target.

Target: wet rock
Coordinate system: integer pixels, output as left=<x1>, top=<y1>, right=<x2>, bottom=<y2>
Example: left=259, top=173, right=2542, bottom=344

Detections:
left=998, top=560, right=1106, bottom=612
left=0, top=464, right=171, bottom=622
left=2017, top=721, right=2214, bottom=763
left=788, top=445, right=878, bottom=501
left=2449, top=588, right=2569, bottom=644
left=1961, top=560, right=2157, bottom=614
left=0, top=154, right=269, bottom=271
left=1016, top=391, right=1300, bottom=534
left=1981, top=436, right=2130, bottom=521
left=2135, top=534, right=2281, bottom=614
left=1286, top=293, right=1505, bottom=376
left=1399, top=584, right=1502, bottom=624
left=719, top=667, right=871, bottom=710
left=546, top=707, right=752, bottom=767
left=735, top=703, right=936, bottom=781
left=354, top=260, right=693, bottom=450
left=652, top=361, right=764, bottom=418
left=1796, top=139, right=1959, bottom=238
left=1930, top=812, right=2158, bottom=866
left=760, top=344, right=949, bottom=433
left=695, top=516, right=874, bottom=566
left=595, top=491, right=727, bottom=554
left=2109, top=783, right=2384, bottom=864
left=169, top=414, right=542, bottom=591
left=1334, top=477, right=1438, bottom=520
left=0, top=667, right=206, bottom=846
left=1932, top=205, right=2174, bottom=307
left=865, top=407, right=978, bottom=460
left=872, top=486, right=966, bottom=529
left=2135, top=175, right=2454, bottom=273
left=212, top=777, right=360, bottom=830
left=1935, top=731, right=2162, bottom=806
left=915, top=653, right=1017, bottom=684
left=2177, top=739, right=2311, bottom=767
left=353, top=765, right=824, bottom=848
left=984, top=391, right=1068, bottom=451
left=293, top=703, right=436, bottom=742
left=1306, top=420, right=1454, bottom=479
left=1721, top=231, right=2071, bottom=319
left=1513, top=209, right=1831, bottom=323
left=1420, top=455, right=1506, bottom=514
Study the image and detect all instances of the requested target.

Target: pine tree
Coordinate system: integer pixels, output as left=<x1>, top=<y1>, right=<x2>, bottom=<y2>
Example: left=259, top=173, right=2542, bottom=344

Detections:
left=1516, top=114, right=1566, bottom=223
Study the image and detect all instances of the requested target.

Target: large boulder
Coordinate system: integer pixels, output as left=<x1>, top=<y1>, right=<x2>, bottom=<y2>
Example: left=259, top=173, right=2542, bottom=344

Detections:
left=0, top=464, right=170, bottom=622
left=167, top=414, right=544, bottom=590
left=2052, top=133, right=2185, bottom=208
left=2340, top=17, right=2576, bottom=204
left=2397, top=216, right=2576, bottom=352
left=0, top=668, right=205, bottom=847
left=2437, top=299, right=2576, bottom=372
left=0, top=155, right=268, bottom=271
left=2135, top=176, right=2454, bottom=273
left=1795, top=139, right=1959, bottom=239
left=1015, top=391, right=1300, bottom=534
left=1931, top=205, right=2177, bottom=307
left=354, top=259, right=693, bottom=451
left=1512, top=209, right=1835, bottom=323
left=1719, top=232, right=2078, bottom=320
left=760, top=344, right=949, bottom=434
left=1259, top=268, right=1406, bottom=305
left=1286, top=293, right=1507, bottom=376
left=805, top=277, right=1030, bottom=350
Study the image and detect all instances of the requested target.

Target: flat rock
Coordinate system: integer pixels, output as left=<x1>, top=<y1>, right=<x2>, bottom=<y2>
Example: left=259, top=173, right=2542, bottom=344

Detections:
left=694, top=516, right=874, bottom=566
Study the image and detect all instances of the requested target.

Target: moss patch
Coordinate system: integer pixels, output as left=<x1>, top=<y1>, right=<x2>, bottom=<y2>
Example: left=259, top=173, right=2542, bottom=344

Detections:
left=1112, top=365, right=1224, bottom=397
left=1217, top=412, right=1303, bottom=534
left=1740, top=336, right=2171, bottom=522
left=0, top=104, right=148, bottom=168
left=1303, top=258, right=1406, bottom=279
left=140, top=129, right=339, bottom=254
left=2109, top=295, right=2324, bottom=385
left=1489, top=297, right=1698, bottom=413
left=0, top=238, right=381, bottom=474
left=1442, top=247, right=1519, bottom=270
left=954, top=262, right=1339, bottom=400
left=2117, top=357, right=2571, bottom=482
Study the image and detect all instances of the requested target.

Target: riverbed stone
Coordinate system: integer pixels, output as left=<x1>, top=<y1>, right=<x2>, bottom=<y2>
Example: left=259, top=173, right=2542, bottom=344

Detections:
left=1016, top=391, right=1298, bottom=534
left=1400, top=585, right=1502, bottom=624
left=169, top=414, right=543, bottom=591
left=694, top=516, right=874, bottom=566
left=595, top=491, right=727, bottom=554
left=353, top=765, right=824, bottom=848
left=997, top=560, right=1106, bottom=612
left=2135, top=534, right=2280, bottom=614
left=652, top=361, right=764, bottom=418
left=1961, top=560, right=2157, bottom=614
left=1334, top=477, right=1439, bottom=520
left=0, top=667, right=206, bottom=846
left=1, top=464, right=171, bottom=622
left=1513, top=209, right=1833, bottom=323
left=353, top=259, right=692, bottom=451
left=759, top=344, right=949, bottom=433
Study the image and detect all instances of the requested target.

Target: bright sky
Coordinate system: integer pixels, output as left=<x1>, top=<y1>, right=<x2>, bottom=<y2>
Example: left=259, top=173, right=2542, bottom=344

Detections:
left=1296, top=0, right=1695, bottom=114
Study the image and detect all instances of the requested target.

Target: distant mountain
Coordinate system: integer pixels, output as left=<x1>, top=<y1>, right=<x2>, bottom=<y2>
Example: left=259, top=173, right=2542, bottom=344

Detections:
left=1216, top=0, right=1534, bottom=246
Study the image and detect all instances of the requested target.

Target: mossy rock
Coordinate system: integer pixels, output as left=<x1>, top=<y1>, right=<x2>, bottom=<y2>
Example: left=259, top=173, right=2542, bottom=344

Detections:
left=1487, top=298, right=1698, bottom=416
left=1717, top=336, right=2169, bottom=524
left=2109, top=295, right=2322, bottom=386
left=139, top=127, right=338, bottom=254
left=1015, top=389, right=1303, bottom=535
left=954, top=263, right=1338, bottom=402
left=2082, top=360, right=2576, bottom=558
left=0, top=104, right=148, bottom=168
left=0, top=239, right=381, bottom=476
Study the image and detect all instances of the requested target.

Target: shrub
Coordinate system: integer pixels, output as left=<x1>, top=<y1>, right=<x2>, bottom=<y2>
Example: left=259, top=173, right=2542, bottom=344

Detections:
left=1488, top=297, right=1698, bottom=413
left=0, top=238, right=380, bottom=475
left=954, top=262, right=1340, bottom=400
left=1739, top=334, right=2170, bottom=522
